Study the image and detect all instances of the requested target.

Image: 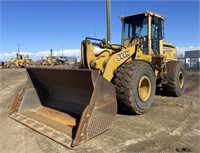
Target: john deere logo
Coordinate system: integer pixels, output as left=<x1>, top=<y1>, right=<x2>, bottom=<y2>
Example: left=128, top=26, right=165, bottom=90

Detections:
left=117, top=50, right=130, bottom=61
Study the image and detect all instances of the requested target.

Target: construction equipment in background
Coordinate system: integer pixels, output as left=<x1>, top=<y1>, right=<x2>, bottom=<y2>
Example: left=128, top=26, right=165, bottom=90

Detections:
left=3, top=53, right=34, bottom=68
left=38, top=49, right=57, bottom=65
left=39, top=56, right=60, bottom=65
left=39, top=56, right=77, bottom=66
left=58, top=56, right=77, bottom=65
left=9, top=1, right=185, bottom=149
left=39, top=49, right=68, bottom=66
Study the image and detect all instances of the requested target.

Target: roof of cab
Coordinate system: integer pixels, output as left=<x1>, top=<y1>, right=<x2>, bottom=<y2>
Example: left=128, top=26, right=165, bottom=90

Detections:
left=120, top=11, right=165, bottom=20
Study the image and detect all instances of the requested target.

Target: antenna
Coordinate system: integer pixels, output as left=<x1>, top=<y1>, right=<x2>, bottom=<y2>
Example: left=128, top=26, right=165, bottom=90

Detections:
left=122, top=0, right=124, bottom=16
left=94, top=21, right=96, bottom=38
left=94, top=10, right=96, bottom=38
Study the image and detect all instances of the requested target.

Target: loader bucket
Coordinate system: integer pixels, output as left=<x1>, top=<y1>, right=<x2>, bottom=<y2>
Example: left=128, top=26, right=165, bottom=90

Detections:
left=9, top=68, right=117, bottom=148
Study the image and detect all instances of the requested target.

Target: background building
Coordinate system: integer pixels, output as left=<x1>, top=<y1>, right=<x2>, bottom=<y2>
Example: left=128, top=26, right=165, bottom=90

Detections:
left=185, top=50, right=200, bottom=69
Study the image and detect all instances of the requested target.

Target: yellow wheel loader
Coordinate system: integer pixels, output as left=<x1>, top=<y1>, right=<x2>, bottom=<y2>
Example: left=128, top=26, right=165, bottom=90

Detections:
left=39, top=56, right=59, bottom=66
left=3, top=53, right=34, bottom=68
left=39, top=49, right=64, bottom=66
left=9, top=11, right=185, bottom=148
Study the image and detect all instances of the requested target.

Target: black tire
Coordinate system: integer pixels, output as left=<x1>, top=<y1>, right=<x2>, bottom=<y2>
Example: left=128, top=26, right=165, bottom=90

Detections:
left=23, top=62, right=30, bottom=68
left=9, top=62, right=16, bottom=68
left=114, top=60, right=156, bottom=115
left=1, top=61, right=4, bottom=66
left=162, top=61, right=186, bottom=97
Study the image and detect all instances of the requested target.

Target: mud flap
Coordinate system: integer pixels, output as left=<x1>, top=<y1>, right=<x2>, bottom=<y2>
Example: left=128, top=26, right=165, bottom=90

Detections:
left=9, top=68, right=117, bottom=148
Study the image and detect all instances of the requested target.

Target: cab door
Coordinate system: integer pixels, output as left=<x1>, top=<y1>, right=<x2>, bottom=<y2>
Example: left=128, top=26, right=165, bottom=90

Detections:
left=151, top=17, right=164, bottom=55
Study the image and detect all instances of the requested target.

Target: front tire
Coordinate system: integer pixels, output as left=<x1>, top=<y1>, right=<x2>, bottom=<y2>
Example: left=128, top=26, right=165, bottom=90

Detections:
left=114, top=60, right=155, bottom=115
left=9, top=62, right=16, bottom=68
left=162, top=61, right=186, bottom=96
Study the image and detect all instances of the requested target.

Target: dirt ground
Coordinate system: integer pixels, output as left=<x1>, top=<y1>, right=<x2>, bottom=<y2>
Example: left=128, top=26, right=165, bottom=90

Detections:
left=0, top=67, right=199, bottom=153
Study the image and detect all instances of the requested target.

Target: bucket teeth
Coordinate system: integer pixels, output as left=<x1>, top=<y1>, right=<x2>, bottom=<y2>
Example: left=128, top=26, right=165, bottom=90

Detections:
left=10, top=112, right=73, bottom=148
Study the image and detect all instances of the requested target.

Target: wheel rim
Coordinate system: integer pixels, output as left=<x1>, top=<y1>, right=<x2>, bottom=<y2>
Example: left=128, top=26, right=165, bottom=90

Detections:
left=178, top=71, right=184, bottom=89
left=24, top=63, right=30, bottom=67
left=138, top=76, right=151, bottom=102
left=10, top=63, right=15, bottom=68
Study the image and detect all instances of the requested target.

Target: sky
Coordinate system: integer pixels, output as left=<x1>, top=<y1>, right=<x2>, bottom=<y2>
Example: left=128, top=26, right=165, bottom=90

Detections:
left=0, top=0, right=200, bottom=61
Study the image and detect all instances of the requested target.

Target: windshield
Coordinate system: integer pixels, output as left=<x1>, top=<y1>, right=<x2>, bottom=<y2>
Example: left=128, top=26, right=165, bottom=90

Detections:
left=123, top=15, right=148, bottom=40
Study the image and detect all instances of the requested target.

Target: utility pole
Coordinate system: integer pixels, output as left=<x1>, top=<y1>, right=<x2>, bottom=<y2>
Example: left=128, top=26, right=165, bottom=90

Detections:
left=62, top=45, right=64, bottom=57
left=17, top=44, right=21, bottom=54
left=106, top=0, right=111, bottom=43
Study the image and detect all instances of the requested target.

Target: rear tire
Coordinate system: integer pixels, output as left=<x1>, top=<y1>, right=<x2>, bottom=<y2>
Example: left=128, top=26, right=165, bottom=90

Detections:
left=162, top=61, right=186, bottom=96
left=114, top=60, right=155, bottom=115
left=9, top=62, right=16, bottom=68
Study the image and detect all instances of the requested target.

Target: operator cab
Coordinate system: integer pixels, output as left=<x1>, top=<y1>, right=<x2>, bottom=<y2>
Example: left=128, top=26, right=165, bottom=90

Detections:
left=16, top=54, right=24, bottom=60
left=120, top=11, right=165, bottom=55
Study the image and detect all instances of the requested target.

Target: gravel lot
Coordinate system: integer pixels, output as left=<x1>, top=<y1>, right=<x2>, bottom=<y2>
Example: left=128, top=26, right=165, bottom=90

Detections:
left=0, top=68, right=199, bottom=153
